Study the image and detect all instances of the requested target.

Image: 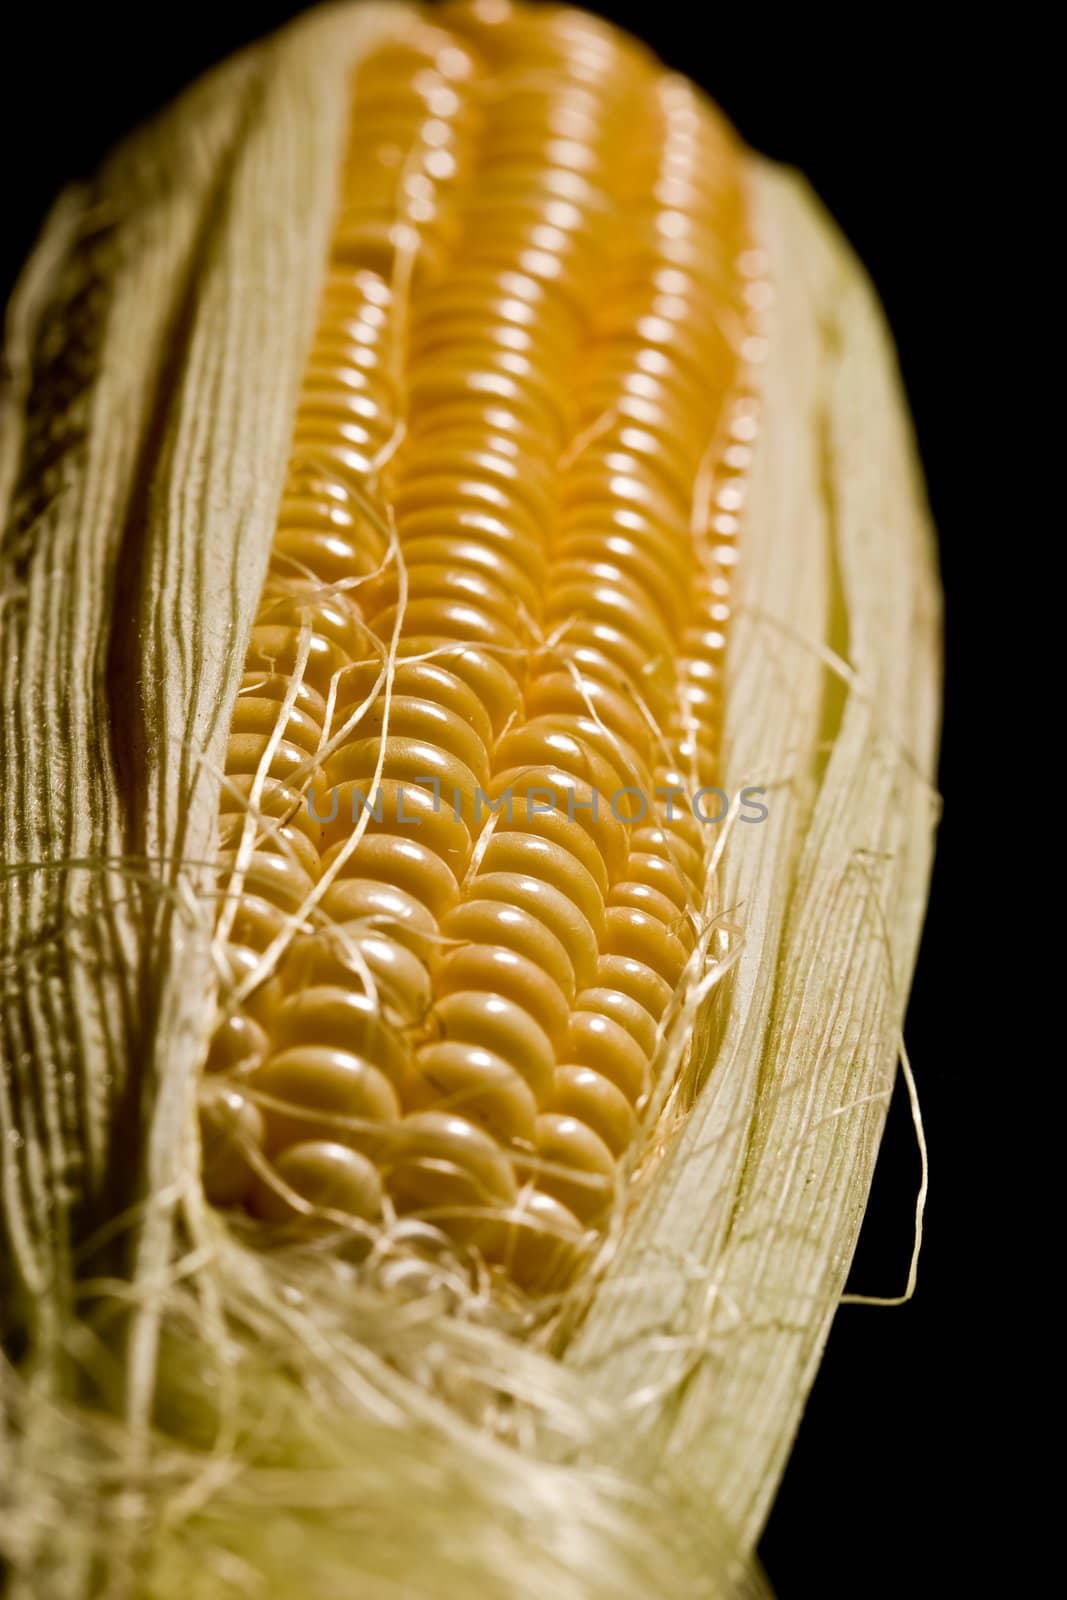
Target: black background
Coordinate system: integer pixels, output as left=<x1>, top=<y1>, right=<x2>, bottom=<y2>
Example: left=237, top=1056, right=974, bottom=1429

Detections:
left=2, top=5, right=980, bottom=1594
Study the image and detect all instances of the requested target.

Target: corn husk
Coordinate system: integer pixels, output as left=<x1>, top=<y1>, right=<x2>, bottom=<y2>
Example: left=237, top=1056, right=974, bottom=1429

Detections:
left=0, top=7, right=941, bottom=1597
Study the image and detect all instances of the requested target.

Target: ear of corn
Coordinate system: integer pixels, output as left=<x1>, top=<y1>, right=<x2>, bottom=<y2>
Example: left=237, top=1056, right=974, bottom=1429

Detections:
left=0, top=5, right=940, bottom=1598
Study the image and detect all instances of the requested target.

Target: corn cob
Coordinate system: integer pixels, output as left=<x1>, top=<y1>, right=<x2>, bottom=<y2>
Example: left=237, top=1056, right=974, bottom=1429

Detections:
left=202, top=2, right=762, bottom=1288
left=0, top=5, right=941, bottom=1596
